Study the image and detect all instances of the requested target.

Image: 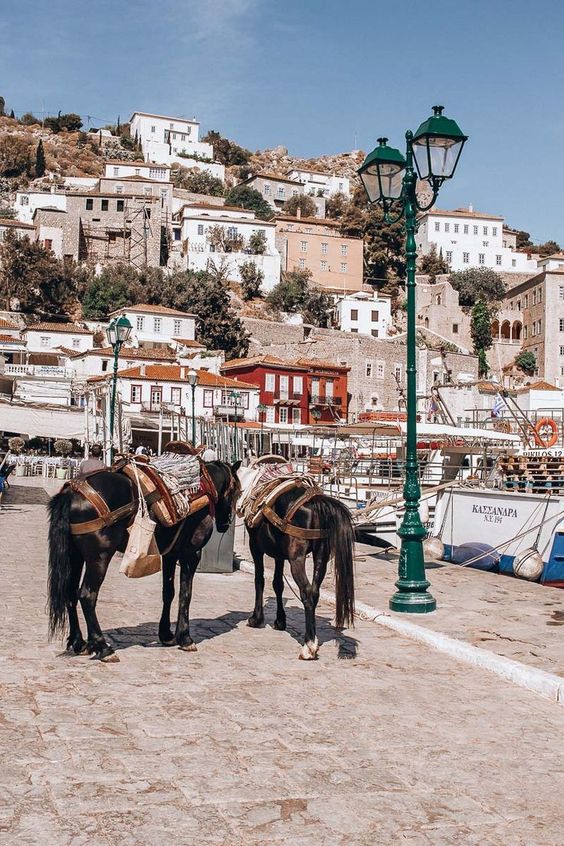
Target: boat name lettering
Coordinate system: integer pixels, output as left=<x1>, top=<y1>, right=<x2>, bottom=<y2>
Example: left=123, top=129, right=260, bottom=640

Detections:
left=472, top=504, right=517, bottom=521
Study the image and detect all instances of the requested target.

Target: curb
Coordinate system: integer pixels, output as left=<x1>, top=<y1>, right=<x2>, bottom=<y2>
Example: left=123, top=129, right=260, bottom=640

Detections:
left=237, top=558, right=564, bottom=706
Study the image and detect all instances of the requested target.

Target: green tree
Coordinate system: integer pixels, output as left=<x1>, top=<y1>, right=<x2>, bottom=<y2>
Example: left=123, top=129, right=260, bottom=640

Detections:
left=81, top=264, right=142, bottom=319
left=325, top=192, right=349, bottom=219
left=45, top=112, right=83, bottom=133
left=35, top=140, right=46, bottom=178
left=302, top=286, right=332, bottom=328
left=419, top=244, right=449, bottom=282
left=249, top=230, right=267, bottom=255
left=201, top=130, right=251, bottom=167
left=0, top=232, right=76, bottom=314
left=449, top=267, right=505, bottom=307
left=224, top=184, right=274, bottom=221
left=470, top=299, right=493, bottom=377
left=19, top=112, right=40, bottom=126
left=515, top=350, right=537, bottom=376
left=239, top=261, right=264, bottom=300
left=282, top=194, right=317, bottom=218
left=9, top=109, right=15, bottom=119
left=536, top=239, right=561, bottom=257
left=0, top=135, right=33, bottom=178
left=266, top=269, right=331, bottom=326
left=173, top=167, right=225, bottom=196
left=0, top=97, right=5, bottom=116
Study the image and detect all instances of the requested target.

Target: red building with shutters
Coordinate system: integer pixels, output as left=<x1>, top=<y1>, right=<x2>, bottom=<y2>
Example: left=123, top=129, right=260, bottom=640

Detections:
left=221, top=355, right=349, bottom=425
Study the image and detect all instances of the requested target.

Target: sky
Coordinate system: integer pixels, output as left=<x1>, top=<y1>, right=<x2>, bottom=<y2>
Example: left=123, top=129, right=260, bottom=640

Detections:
left=2, top=0, right=564, bottom=243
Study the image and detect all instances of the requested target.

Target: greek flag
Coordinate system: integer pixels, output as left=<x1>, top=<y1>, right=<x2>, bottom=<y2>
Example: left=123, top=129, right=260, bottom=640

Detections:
left=492, top=393, right=504, bottom=418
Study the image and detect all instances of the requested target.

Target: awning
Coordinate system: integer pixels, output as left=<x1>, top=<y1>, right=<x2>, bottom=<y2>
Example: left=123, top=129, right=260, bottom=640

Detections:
left=0, top=400, right=87, bottom=439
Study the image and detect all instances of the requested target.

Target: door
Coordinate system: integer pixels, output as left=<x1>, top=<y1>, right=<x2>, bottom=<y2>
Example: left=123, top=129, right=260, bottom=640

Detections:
left=279, top=375, right=289, bottom=400
left=150, top=386, right=162, bottom=410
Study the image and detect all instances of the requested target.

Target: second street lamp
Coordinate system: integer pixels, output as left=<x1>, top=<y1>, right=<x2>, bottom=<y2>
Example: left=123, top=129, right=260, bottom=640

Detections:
left=187, top=368, right=199, bottom=446
left=257, top=403, right=267, bottom=455
left=106, top=314, right=132, bottom=464
left=358, top=105, right=467, bottom=614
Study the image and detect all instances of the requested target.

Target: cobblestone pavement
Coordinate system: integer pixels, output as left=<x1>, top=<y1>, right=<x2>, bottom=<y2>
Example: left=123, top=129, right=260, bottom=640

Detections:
left=1, top=482, right=564, bottom=845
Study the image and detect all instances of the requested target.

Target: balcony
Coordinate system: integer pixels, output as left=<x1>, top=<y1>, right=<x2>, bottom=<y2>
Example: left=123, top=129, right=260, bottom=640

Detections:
left=309, top=394, right=342, bottom=407
left=2, top=363, right=74, bottom=378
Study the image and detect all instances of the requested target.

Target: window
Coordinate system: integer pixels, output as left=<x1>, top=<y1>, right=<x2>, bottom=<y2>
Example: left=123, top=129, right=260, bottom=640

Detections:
left=340, top=262, right=347, bottom=273
left=446, top=251, right=452, bottom=264
left=300, top=240, right=308, bottom=252
left=524, top=295, right=529, bottom=308
left=44, top=239, right=53, bottom=251
left=371, top=329, right=379, bottom=337
left=365, top=361, right=373, bottom=377
left=463, top=252, right=469, bottom=264
left=265, top=372, right=275, bottom=392
left=483, top=241, right=489, bottom=247
left=454, top=224, right=459, bottom=233
left=298, top=259, right=306, bottom=269
left=197, top=224, right=204, bottom=235
left=115, top=199, right=124, bottom=212
left=444, top=223, right=450, bottom=233
left=227, top=226, right=238, bottom=240
left=72, top=338, right=81, bottom=349
left=320, top=260, right=327, bottom=271
left=493, top=227, right=497, bottom=236
left=40, top=336, right=49, bottom=347
left=483, top=226, right=488, bottom=235
left=171, top=387, right=181, bottom=406
left=435, top=222, right=440, bottom=231
left=394, top=364, right=402, bottom=382
left=321, top=242, right=328, bottom=255
left=115, top=185, right=123, bottom=194
left=538, top=288, right=542, bottom=303
left=350, top=328, right=358, bottom=333
left=292, top=408, right=301, bottom=424
left=203, top=389, right=214, bottom=408
left=473, top=225, right=478, bottom=235
left=452, top=323, right=459, bottom=334
left=293, top=376, right=303, bottom=395
left=174, top=228, right=181, bottom=241
left=560, top=287, right=564, bottom=301
left=524, top=326, right=528, bottom=340
left=86, top=198, right=93, bottom=210
left=131, top=385, right=142, bottom=403
left=136, top=316, right=145, bottom=331
left=292, top=190, right=298, bottom=197
left=264, top=183, right=271, bottom=195
left=512, top=259, right=516, bottom=267
left=350, top=309, right=358, bottom=321
left=153, top=318, right=162, bottom=333
left=560, top=346, right=564, bottom=356
left=478, top=253, right=485, bottom=265
left=173, top=319, right=182, bottom=336
left=20, top=195, right=29, bottom=206
left=113, top=167, right=119, bottom=177
left=463, top=224, right=469, bottom=234
left=371, top=310, right=379, bottom=322
left=278, top=406, right=288, bottom=424
left=341, top=244, right=348, bottom=256
left=143, top=186, right=152, bottom=196
left=101, top=199, right=109, bottom=211
left=538, top=319, right=542, bottom=334
left=496, top=255, right=502, bottom=265
left=277, top=187, right=285, bottom=199
left=149, top=167, right=165, bottom=179
left=265, top=406, right=275, bottom=422
left=151, top=125, right=156, bottom=133
left=376, top=361, right=385, bottom=378
left=279, top=375, right=289, bottom=399
left=532, top=290, right=537, bottom=306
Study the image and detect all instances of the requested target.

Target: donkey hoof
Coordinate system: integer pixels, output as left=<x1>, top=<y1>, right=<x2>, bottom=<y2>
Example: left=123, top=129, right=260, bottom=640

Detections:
left=298, top=639, right=319, bottom=661
left=247, top=616, right=264, bottom=628
left=179, top=642, right=198, bottom=652
left=160, top=638, right=176, bottom=647
left=100, top=652, right=120, bottom=663
left=273, top=619, right=286, bottom=631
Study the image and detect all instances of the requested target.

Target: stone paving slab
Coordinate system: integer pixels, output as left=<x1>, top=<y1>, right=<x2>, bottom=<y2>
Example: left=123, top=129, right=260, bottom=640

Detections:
left=1, top=482, right=564, bottom=844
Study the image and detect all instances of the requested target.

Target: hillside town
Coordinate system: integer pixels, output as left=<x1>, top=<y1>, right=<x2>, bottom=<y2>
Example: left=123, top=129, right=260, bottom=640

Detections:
left=0, top=102, right=563, bottom=457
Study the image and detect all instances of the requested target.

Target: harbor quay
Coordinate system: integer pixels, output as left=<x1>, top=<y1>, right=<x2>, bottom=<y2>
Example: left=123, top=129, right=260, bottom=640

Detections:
left=0, top=478, right=563, bottom=846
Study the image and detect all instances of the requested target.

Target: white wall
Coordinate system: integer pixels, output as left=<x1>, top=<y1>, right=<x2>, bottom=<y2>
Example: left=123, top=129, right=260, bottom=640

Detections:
left=119, top=375, right=259, bottom=420
left=417, top=211, right=537, bottom=273
left=111, top=308, right=196, bottom=346
left=170, top=158, right=225, bottom=181
left=288, top=169, right=351, bottom=198
left=335, top=294, right=392, bottom=337
left=130, top=112, right=220, bottom=171
left=25, top=329, right=94, bottom=353
left=103, top=162, right=170, bottom=182
left=15, top=191, right=67, bottom=224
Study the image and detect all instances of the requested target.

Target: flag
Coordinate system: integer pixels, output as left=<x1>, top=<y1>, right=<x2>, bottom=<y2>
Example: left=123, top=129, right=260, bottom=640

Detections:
left=492, top=393, right=504, bottom=418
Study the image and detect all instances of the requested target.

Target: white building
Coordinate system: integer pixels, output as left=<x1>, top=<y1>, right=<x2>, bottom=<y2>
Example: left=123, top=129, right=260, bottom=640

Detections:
left=129, top=111, right=225, bottom=180
left=103, top=160, right=171, bottom=183
left=0, top=218, right=36, bottom=241
left=23, top=323, right=94, bottom=354
left=70, top=345, right=179, bottom=379
left=15, top=189, right=68, bottom=224
left=108, top=304, right=197, bottom=349
left=174, top=203, right=281, bottom=292
left=90, top=363, right=259, bottom=420
left=417, top=206, right=538, bottom=273
left=334, top=291, right=392, bottom=337
left=288, top=168, right=350, bottom=199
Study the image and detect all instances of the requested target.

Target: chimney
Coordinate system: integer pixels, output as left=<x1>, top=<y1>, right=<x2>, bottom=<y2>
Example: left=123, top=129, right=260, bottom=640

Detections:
left=296, top=208, right=301, bottom=219
left=140, top=363, right=146, bottom=377
left=180, top=366, right=186, bottom=379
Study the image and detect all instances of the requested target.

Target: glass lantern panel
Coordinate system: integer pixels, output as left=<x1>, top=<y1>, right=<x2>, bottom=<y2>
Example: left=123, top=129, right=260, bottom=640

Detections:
left=379, top=163, right=404, bottom=199
left=360, top=168, right=381, bottom=204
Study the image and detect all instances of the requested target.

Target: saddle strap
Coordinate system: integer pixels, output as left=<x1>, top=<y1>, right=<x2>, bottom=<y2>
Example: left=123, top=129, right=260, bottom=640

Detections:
left=68, top=478, right=111, bottom=518
left=261, top=505, right=328, bottom=539
left=70, top=502, right=137, bottom=535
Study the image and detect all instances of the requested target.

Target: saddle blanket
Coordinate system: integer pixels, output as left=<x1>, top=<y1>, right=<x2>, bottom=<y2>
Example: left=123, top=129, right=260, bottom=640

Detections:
left=239, top=462, right=319, bottom=529
left=150, top=452, right=201, bottom=493
left=123, top=453, right=210, bottom=528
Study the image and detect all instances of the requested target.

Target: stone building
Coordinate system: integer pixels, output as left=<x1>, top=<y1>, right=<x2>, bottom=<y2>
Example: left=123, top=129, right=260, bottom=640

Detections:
left=411, top=275, right=473, bottom=351
left=240, top=173, right=325, bottom=218
left=241, top=317, right=478, bottom=419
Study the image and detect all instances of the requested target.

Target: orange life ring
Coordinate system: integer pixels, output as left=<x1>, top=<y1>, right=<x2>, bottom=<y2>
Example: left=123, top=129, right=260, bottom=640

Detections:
left=533, top=418, right=559, bottom=448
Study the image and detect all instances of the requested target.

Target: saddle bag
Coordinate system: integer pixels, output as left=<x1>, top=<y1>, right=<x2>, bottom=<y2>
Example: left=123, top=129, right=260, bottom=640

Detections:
left=120, top=464, right=162, bottom=578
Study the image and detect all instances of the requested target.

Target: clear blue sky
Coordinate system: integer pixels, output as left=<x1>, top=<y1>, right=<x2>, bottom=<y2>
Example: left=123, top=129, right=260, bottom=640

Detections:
left=2, top=0, right=563, bottom=243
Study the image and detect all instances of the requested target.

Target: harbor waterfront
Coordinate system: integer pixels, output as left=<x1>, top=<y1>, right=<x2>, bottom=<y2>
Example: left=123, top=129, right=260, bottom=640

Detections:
left=0, top=476, right=563, bottom=845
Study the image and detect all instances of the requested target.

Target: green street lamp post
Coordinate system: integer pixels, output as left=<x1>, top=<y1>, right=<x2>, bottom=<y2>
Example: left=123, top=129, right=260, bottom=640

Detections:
left=187, top=368, right=199, bottom=446
left=229, top=391, right=241, bottom=460
left=106, top=315, right=133, bottom=465
left=358, top=105, right=467, bottom=614
left=257, top=403, right=267, bottom=455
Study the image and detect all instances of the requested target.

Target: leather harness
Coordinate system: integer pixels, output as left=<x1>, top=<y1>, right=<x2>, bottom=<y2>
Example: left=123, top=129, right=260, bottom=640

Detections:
left=67, top=477, right=138, bottom=536
left=255, top=482, right=328, bottom=540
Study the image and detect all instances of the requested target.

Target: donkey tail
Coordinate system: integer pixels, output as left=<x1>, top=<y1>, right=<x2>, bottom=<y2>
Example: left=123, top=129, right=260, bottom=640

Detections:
left=47, top=486, right=74, bottom=638
left=314, top=496, right=356, bottom=628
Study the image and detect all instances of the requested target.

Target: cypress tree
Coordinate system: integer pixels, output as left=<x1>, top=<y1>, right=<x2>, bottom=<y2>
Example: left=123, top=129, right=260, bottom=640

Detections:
left=9, top=109, right=15, bottom=119
left=35, top=140, right=46, bottom=178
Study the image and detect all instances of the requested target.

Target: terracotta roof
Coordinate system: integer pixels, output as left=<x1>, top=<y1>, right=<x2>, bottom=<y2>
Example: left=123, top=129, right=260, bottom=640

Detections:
left=420, top=208, right=504, bottom=221
left=295, top=357, right=349, bottom=372
left=109, top=303, right=196, bottom=318
left=515, top=380, right=561, bottom=393
left=23, top=322, right=93, bottom=335
left=0, top=333, right=24, bottom=343
left=71, top=346, right=177, bottom=361
left=538, top=253, right=564, bottom=261
left=0, top=318, right=19, bottom=329
left=104, top=159, right=171, bottom=170
left=275, top=214, right=342, bottom=229
left=53, top=346, right=76, bottom=356
left=222, top=354, right=349, bottom=373
left=244, top=172, right=302, bottom=185
left=173, top=338, right=206, bottom=348
left=0, top=218, right=35, bottom=229
left=90, top=364, right=257, bottom=390
left=101, top=174, right=170, bottom=185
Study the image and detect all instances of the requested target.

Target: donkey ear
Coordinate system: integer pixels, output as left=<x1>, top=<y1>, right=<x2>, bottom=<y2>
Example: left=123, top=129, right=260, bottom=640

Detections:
left=231, top=460, right=242, bottom=473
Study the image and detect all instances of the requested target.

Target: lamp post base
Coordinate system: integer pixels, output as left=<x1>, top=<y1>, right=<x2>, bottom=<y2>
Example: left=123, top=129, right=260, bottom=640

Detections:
left=389, top=581, right=436, bottom=614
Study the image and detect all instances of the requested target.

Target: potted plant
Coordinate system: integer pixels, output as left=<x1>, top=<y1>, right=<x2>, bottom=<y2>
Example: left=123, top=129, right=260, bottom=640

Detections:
left=8, top=437, right=26, bottom=475
left=54, top=438, right=73, bottom=479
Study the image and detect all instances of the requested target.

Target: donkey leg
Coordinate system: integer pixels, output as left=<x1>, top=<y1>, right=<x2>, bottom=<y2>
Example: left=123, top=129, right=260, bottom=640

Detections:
left=158, top=553, right=177, bottom=645
left=175, top=549, right=199, bottom=651
left=66, top=551, right=88, bottom=654
left=247, top=534, right=265, bottom=628
left=289, top=549, right=319, bottom=660
left=272, top=557, right=286, bottom=631
left=79, top=555, right=118, bottom=662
